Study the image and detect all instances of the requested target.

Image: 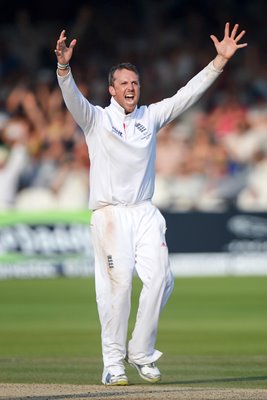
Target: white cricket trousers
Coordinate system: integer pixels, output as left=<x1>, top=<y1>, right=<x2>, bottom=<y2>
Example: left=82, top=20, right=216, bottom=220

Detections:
left=90, top=201, right=174, bottom=375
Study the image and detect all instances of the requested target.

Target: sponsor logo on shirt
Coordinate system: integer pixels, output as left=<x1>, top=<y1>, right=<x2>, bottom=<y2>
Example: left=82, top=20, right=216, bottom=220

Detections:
left=112, top=126, right=123, bottom=137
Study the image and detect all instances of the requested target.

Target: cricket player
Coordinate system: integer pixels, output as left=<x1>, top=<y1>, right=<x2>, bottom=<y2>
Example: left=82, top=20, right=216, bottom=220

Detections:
left=55, top=22, right=247, bottom=385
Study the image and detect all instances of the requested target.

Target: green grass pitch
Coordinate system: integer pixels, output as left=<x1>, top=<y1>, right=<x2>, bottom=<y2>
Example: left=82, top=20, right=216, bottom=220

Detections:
left=0, top=276, right=267, bottom=388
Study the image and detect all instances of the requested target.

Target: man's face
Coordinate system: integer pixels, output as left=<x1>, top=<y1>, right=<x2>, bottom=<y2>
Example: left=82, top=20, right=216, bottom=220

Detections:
left=109, top=68, right=140, bottom=114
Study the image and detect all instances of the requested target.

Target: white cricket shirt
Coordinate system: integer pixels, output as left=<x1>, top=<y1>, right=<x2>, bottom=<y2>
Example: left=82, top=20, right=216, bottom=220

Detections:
left=57, top=62, right=222, bottom=210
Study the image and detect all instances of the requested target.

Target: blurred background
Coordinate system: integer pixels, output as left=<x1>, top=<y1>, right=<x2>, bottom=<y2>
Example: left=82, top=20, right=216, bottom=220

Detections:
left=0, top=0, right=267, bottom=278
left=1, top=3, right=267, bottom=388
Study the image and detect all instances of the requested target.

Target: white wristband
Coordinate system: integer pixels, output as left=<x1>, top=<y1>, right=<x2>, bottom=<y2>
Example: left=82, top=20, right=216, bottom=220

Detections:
left=57, top=62, right=70, bottom=70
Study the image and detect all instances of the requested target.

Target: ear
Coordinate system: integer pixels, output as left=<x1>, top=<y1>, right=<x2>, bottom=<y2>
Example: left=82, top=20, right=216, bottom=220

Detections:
left=109, top=86, right=116, bottom=96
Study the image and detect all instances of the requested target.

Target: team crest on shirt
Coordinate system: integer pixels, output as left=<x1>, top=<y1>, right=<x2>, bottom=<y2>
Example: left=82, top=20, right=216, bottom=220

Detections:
left=107, top=255, right=114, bottom=268
left=135, top=123, right=152, bottom=140
left=135, top=122, right=146, bottom=133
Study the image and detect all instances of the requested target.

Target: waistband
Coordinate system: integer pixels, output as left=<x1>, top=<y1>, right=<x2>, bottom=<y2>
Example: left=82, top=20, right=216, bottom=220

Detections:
left=92, top=200, right=152, bottom=212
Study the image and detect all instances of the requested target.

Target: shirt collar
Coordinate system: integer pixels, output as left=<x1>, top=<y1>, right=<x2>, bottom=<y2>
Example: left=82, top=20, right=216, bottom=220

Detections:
left=110, top=97, right=137, bottom=117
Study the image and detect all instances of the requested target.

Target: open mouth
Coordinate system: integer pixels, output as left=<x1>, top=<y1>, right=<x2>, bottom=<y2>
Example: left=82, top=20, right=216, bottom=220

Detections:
left=125, top=94, right=134, bottom=102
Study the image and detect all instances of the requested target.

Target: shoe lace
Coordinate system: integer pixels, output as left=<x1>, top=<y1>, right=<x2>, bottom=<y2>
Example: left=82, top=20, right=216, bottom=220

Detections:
left=145, top=362, right=156, bottom=368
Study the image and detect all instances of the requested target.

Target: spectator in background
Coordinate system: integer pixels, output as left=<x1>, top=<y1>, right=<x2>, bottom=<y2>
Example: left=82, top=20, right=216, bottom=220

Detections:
left=207, top=92, right=247, bottom=139
left=221, top=112, right=267, bottom=166
left=237, top=150, right=267, bottom=211
left=154, top=120, right=192, bottom=209
left=49, top=139, right=89, bottom=210
left=0, top=72, right=89, bottom=211
left=1, top=2, right=267, bottom=212
left=15, top=138, right=89, bottom=211
left=0, top=117, right=28, bottom=210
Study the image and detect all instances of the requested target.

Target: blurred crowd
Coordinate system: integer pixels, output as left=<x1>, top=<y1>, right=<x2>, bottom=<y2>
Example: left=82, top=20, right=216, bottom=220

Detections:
left=1, top=0, right=267, bottom=212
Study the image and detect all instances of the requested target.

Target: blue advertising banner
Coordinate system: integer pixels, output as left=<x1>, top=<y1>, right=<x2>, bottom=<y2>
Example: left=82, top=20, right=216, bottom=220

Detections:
left=162, top=210, right=267, bottom=276
left=163, top=211, right=267, bottom=253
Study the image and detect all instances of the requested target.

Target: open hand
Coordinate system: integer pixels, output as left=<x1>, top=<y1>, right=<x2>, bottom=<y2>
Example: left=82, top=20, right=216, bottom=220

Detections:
left=210, top=22, right=247, bottom=60
left=54, top=30, right=77, bottom=65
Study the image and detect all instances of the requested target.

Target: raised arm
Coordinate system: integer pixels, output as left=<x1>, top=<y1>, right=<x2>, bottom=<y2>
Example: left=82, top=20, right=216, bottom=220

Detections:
left=211, top=22, right=247, bottom=71
left=55, top=30, right=99, bottom=134
left=54, top=30, right=77, bottom=76
left=150, top=22, right=247, bottom=131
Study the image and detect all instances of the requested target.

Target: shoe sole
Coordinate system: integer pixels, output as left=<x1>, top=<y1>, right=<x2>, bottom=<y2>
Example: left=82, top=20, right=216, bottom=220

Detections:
left=105, top=380, right=129, bottom=386
left=105, top=377, right=129, bottom=386
left=127, top=360, right=161, bottom=383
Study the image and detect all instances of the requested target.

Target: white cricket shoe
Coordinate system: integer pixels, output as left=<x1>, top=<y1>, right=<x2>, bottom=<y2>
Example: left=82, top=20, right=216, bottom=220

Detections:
left=102, top=372, right=129, bottom=386
left=127, top=359, right=161, bottom=383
